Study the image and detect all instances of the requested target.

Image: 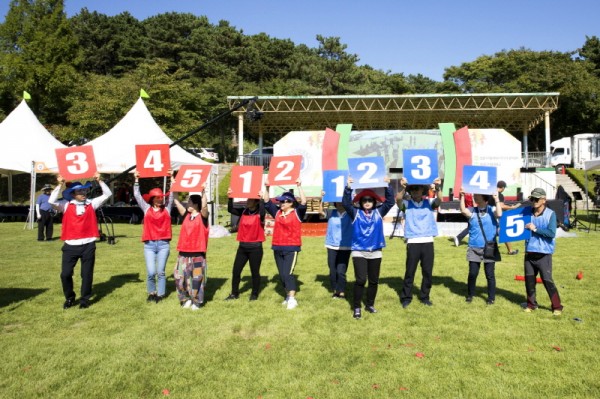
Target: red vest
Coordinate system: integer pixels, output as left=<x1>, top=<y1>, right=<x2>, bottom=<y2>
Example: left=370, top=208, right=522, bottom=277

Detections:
left=177, top=214, right=209, bottom=253
left=237, top=212, right=265, bottom=243
left=61, top=203, right=99, bottom=240
left=272, top=209, right=302, bottom=246
left=141, top=207, right=172, bottom=241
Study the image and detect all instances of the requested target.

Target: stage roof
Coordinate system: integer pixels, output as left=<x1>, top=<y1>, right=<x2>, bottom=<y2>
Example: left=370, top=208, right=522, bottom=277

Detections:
left=227, top=93, right=559, bottom=134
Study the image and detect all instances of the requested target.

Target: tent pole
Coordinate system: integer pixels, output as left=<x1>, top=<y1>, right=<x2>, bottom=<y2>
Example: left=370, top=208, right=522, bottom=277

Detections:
left=26, top=162, right=36, bottom=230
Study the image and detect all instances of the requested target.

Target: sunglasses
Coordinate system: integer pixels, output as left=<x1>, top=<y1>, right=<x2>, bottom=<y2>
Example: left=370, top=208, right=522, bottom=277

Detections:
left=361, top=198, right=375, bottom=203
left=282, top=199, right=294, bottom=204
left=530, top=197, right=544, bottom=202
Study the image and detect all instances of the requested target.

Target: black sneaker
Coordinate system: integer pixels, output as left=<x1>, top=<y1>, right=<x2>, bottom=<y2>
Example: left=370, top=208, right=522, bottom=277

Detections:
left=249, top=294, right=258, bottom=301
left=63, top=297, right=75, bottom=309
left=465, top=296, right=473, bottom=303
left=225, top=294, right=239, bottom=301
left=353, top=308, right=362, bottom=319
left=486, top=299, right=495, bottom=305
left=154, top=295, right=164, bottom=303
left=365, top=305, right=377, bottom=314
left=147, top=293, right=157, bottom=303
left=401, top=300, right=411, bottom=309
left=79, top=301, right=90, bottom=309
left=421, top=300, right=433, bottom=307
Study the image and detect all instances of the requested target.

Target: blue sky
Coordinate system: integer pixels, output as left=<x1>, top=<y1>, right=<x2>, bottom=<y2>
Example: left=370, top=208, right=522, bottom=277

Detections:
left=1, top=0, right=599, bottom=81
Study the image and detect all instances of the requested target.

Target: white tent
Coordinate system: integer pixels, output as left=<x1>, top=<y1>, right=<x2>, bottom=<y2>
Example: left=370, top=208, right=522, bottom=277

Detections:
left=87, top=98, right=212, bottom=173
left=0, top=100, right=65, bottom=210
left=584, top=157, right=600, bottom=211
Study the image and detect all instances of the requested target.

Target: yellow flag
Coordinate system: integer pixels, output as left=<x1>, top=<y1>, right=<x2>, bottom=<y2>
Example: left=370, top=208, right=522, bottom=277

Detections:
left=23, top=91, right=31, bottom=100
left=140, top=89, right=150, bottom=98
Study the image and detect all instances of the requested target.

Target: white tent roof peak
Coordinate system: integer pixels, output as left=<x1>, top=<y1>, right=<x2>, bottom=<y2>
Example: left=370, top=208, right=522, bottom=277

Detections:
left=0, top=100, right=65, bottom=175
left=88, top=98, right=212, bottom=173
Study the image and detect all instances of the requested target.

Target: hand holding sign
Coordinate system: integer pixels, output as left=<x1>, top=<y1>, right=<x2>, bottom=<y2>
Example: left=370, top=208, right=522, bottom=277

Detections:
left=170, top=165, right=212, bottom=193
left=135, top=144, right=171, bottom=177
left=230, top=166, right=263, bottom=198
left=55, top=146, right=98, bottom=180
left=267, top=155, right=302, bottom=186
left=347, top=157, right=386, bottom=189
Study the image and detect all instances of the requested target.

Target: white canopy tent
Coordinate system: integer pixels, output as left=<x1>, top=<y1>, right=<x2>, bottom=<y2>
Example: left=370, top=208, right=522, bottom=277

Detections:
left=0, top=100, right=65, bottom=227
left=87, top=97, right=212, bottom=173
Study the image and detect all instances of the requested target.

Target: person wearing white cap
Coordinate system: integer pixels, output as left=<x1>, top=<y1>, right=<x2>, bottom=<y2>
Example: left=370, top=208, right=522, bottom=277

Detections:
left=36, top=183, right=56, bottom=241
left=49, top=172, right=112, bottom=309
left=522, top=187, right=563, bottom=316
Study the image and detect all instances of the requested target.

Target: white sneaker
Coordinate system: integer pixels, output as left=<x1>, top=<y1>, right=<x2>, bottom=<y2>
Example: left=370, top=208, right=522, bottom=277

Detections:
left=286, top=297, right=298, bottom=310
left=182, top=300, right=192, bottom=309
left=453, top=236, right=460, bottom=247
left=191, top=304, right=200, bottom=311
left=282, top=297, right=289, bottom=305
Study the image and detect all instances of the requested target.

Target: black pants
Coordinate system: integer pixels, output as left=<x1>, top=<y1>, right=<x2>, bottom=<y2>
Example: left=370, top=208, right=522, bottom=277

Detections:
left=328, top=248, right=351, bottom=294
left=401, top=242, right=434, bottom=303
left=352, top=256, right=381, bottom=309
left=61, top=242, right=96, bottom=303
left=38, top=210, right=54, bottom=241
left=231, top=244, right=263, bottom=296
left=273, top=250, right=298, bottom=292
left=467, top=261, right=496, bottom=300
left=524, top=252, right=563, bottom=311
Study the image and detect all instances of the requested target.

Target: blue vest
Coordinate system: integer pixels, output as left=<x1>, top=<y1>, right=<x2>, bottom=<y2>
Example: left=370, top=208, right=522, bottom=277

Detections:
left=526, top=208, right=556, bottom=254
left=351, top=209, right=386, bottom=251
left=404, top=199, right=438, bottom=239
left=468, top=206, right=498, bottom=248
left=325, top=210, right=353, bottom=248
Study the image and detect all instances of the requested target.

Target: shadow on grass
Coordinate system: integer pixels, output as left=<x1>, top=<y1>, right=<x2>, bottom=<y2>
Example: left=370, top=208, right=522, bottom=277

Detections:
left=0, top=288, right=48, bottom=308
left=238, top=276, right=270, bottom=299
left=92, top=273, right=142, bottom=304
left=433, top=275, right=524, bottom=305
left=203, top=277, right=227, bottom=303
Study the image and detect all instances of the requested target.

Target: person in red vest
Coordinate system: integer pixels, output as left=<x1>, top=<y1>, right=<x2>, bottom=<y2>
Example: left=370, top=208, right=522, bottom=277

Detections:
left=172, top=184, right=209, bottom=311
left=263, top=179, right=307, bottom=310
left=133, top=170, right=174, bottom=303
left=49, top=172, right=112, bottom=309
left=225, top=187, right=266, bottom=301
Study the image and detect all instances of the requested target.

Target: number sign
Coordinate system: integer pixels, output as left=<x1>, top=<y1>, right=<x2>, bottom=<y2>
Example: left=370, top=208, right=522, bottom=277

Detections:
left=499, top=207, right=532, bottom=243
left=170, top=165, right=212, bottom=192
left=267, top=155, right=302, bottom=185
left=322, top=170, right=348, bottom=202
left=135, top=144, right=171, bottom=177
left=230, top=166, right=263, bottom=198
left=348, top=156, right=386, bottom=189
left=402, top=150, right=438, bottom=184
left=55, top=146, right=98, bottom=180
left=462, top=165, right=497, bottom=195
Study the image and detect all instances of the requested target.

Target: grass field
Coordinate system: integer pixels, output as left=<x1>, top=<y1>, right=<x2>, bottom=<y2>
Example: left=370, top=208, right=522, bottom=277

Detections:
left=0, top=221, right=599, bottom=398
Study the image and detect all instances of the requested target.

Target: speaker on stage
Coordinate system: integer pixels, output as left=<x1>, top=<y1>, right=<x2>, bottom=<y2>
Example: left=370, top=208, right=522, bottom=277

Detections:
left=545, top=199, right=564, bottom=224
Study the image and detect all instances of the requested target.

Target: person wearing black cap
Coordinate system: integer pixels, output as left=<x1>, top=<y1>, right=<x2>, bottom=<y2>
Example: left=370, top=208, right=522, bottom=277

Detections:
left=263, top=179, right=307, bottom=310
left=397, top=177, right=443, bottom=308
left=522, top=187, right=563, bottom=316
left=342, top=176, right=395, bottom=319
left=172, top=185, right=210, bottom=311
left=495, top=181, right=521, bottom=255
left=49, top=172, right=112, bottom=309
left=36, top=183, right=55, bottom=241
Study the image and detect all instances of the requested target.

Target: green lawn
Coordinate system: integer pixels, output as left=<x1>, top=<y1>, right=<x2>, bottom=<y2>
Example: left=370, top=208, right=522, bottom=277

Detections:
left=0, top=222, right=599, bottom=398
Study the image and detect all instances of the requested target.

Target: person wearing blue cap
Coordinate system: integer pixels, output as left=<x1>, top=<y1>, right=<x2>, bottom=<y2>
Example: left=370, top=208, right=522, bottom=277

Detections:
left=49, top=172, right=112, bottom=309
left=263, top=179, right=307, bottom=310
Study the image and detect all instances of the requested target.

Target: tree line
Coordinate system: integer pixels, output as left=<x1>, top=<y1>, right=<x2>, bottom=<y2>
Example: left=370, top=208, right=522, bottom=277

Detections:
left=1, top=0, right=600, bottom=161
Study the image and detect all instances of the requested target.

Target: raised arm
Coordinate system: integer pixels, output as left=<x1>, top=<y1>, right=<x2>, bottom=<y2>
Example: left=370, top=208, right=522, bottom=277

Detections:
left=296, top=179, right=307, bottom=206
left=91, top=173, right=112, bottom=210
left=492, top=192, right=502, bottom=218
left=200, top=183, right=209, bottom=219
left=459, top=187, right=472, bottom=218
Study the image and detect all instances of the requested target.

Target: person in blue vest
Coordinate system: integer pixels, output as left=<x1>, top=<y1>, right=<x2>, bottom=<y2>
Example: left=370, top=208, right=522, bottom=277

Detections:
left=459, top=189, right=502, bottom=305
left=319, top=193, right=353, bottom=299
left=397, top=177, right=443, bottom=308
left=342, top=177, right=395, bottom=319
left=523, top=188, right=563, bottom=316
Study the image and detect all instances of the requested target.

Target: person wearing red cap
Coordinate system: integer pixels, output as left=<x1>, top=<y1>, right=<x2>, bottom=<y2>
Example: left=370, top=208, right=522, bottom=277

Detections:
left=133, top=171, right=174, bottom=303
left=225, top=187, right=266, bottom=301
left=172, top=184, right=209, bottom=311
left=342, top=176, right=395, bottom=319
left=49, top=172, right=112, bottom=309
left=263, top=179, right=307, bottom=310
left=397, top=177, right=443, bottom=308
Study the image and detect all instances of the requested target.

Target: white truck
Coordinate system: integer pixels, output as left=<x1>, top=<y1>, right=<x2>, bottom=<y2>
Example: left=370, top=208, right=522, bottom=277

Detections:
left=550, top=133, right=600, bottom=169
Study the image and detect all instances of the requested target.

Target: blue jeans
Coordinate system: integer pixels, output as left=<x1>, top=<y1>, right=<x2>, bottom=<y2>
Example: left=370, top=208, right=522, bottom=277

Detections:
left=144, top=240, right=171, bottom=296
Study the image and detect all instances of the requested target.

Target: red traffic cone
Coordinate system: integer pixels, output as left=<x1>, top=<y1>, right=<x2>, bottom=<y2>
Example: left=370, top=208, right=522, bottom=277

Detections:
left=576, top=271, right=583, bottom=280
